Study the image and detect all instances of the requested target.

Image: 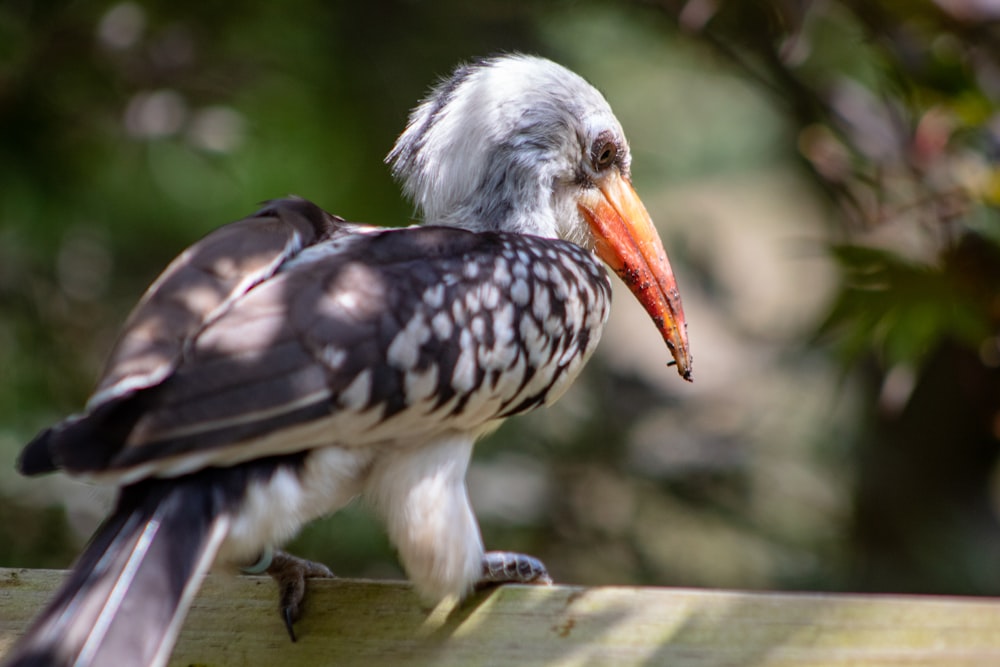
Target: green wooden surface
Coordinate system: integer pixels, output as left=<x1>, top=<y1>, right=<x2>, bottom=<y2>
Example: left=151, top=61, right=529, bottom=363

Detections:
left=2, top=567, right=1000, bottom=666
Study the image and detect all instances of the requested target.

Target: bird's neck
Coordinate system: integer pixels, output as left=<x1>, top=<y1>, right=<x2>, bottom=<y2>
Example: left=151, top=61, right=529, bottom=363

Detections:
left=421, top=168, right=579, bottom=244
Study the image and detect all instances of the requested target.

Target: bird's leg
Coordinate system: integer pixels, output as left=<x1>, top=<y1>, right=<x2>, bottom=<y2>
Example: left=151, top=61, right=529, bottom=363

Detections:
left=365, top=437, right=488, bottom=601
left=477, top=551, right=553, bottom=589
left=263, top=549, right=334, bottom=642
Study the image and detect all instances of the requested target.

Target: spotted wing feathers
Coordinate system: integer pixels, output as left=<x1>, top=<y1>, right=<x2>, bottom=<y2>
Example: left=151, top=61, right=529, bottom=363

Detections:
left=22, top=203, right=611, bottom=482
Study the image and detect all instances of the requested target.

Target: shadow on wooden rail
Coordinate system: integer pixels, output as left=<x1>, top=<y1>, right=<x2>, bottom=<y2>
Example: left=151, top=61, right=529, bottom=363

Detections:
left=2, top=567, right=999, bottom=666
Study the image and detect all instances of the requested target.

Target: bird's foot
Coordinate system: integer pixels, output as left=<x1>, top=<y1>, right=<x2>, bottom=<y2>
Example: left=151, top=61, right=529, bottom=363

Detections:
left=264, top=549, right=334, bottom=642
left=477, top=551, right=553, bottom=590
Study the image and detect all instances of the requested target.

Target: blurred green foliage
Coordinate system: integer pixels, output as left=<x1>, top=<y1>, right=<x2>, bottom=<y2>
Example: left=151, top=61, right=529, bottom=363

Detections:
left=819, top=244, right=993, bottom=368
left=2, top=0, right=1000, bottom=598
left=665, top=0, right=1000, bottom=594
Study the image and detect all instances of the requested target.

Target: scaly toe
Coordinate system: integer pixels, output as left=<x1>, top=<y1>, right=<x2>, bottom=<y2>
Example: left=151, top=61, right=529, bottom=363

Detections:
left=264, top=550, right=334, bottom=641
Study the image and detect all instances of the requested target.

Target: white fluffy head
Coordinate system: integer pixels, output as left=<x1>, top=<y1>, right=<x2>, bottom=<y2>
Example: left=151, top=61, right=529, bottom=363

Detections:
left=387, top=54, right=631, bottom=243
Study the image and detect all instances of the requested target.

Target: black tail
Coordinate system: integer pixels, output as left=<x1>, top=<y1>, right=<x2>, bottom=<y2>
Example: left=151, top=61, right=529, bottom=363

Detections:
left=2, top=478, right=229, bottom=667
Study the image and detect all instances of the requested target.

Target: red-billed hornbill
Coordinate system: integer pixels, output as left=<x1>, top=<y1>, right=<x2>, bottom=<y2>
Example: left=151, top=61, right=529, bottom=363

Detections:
left=4, top=54, right=692, bottom=667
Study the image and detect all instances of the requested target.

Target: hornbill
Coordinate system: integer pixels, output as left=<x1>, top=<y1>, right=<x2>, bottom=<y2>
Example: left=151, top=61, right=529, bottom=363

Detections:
left=3, top=54, right=692, bottom=667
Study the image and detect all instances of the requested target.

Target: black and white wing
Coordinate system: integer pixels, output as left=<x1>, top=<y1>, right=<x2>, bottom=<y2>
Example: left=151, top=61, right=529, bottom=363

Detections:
left=21, top=198, right=612, bottom=484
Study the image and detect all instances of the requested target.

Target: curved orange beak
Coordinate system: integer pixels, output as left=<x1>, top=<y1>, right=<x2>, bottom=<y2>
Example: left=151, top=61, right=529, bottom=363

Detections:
left=578, top=171, right=693, bottom=381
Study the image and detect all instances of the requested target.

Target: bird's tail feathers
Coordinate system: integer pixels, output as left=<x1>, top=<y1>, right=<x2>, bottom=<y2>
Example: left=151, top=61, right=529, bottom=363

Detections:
left=3, top=480, right=229, bottom=667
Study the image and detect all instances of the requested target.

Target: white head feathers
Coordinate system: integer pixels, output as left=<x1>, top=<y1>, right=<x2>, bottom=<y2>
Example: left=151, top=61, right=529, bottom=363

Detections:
left=387, top=54, right=630, bottom=244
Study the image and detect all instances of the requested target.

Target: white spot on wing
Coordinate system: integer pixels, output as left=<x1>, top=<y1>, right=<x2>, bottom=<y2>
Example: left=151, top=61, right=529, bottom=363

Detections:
left=470, top=315, right=486, bottom=339
left=499, top=353, right=527, bottom=402
left=423, top=284, right=445, bottom=308
left=564, top=294, right=585, bottom=332
left=481, top=283, right=500, bottom=310
left=557, top=252, right=583, bottom=275
left=464, top=290, right=481, bottom=314
left=321, top=345, right=347, bottom=370
left=532, top=283, right=550, bottom=322
left=340, top=370, right=372, bottom=410
left=483, top=341, right=518, bottom=371
left=493, top=256, right=511, bottom=287
left=451, top=298, right=467, bottom=325
left=432, top=311, right=453, bottom=340
left=519, top=317, right=547, bottom=367
left=493, top=304, right=515, bottom=344
left=404, top=363, right=439, bottom=404
left=557, top=339, right=581, bottom=367
left=388, top=313, right=431, bottom=370
left=511, top=279, right=529, bottom=306
left=544, top=313, right=563, bottom=337
left=549, top=267, right=569, bottom=300
left=451, top=330, right=477, bottom=393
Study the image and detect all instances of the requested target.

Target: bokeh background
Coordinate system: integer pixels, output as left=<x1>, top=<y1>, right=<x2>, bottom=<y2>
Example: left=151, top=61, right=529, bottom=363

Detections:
left=2, top=0, right=1000, bottom=597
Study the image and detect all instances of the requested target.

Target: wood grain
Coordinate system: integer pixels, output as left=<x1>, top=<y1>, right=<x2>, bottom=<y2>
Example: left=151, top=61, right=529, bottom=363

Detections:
left=2, top=568, right=999, bottom=666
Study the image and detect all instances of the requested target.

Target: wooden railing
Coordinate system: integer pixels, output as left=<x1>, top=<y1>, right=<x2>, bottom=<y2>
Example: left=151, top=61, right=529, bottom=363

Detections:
left=2, top=567, right=998, bottom=666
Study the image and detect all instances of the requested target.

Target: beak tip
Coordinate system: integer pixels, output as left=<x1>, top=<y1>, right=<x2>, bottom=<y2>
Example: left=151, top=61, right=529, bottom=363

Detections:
left=666, top=356, right=693, bottom=382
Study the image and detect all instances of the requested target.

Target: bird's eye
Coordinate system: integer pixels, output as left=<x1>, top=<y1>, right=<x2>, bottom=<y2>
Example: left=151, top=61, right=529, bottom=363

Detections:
left=592, top=138, right=617, bottom=171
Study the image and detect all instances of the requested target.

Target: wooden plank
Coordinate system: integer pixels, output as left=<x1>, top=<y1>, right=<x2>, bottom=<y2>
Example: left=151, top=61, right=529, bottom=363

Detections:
left=2, top=567, right=1000, bottom=666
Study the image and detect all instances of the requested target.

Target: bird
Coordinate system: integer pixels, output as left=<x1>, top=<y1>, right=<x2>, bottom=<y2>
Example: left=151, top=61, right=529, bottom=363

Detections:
left=2, top=54, right=692, bottom=667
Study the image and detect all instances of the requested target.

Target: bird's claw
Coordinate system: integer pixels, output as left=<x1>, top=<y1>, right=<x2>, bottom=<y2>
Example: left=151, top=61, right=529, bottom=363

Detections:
left=264, top=550, right=334, bottom=641
left=477, top=551, right=553, bottom=590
